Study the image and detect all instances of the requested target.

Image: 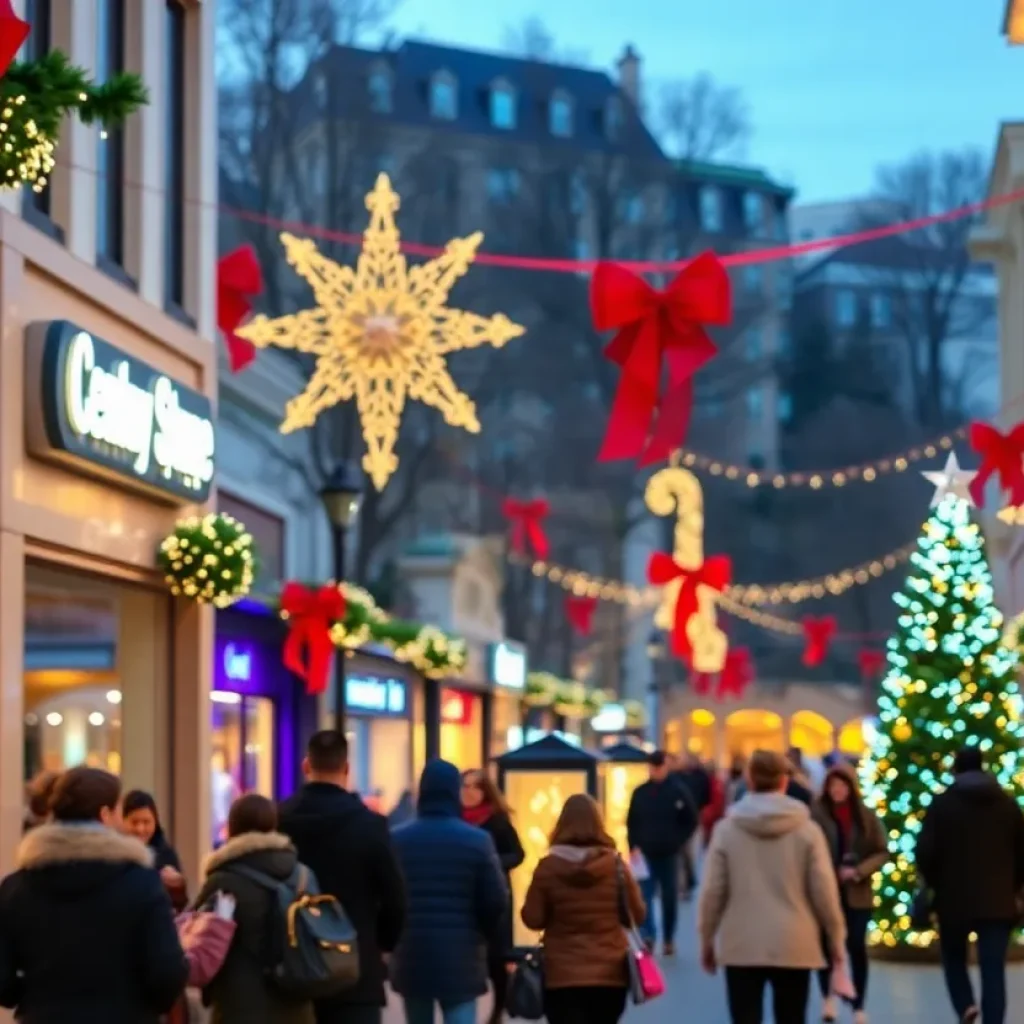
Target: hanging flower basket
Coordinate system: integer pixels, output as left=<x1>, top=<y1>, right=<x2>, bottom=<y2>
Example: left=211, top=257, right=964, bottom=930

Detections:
left=158, top=513, right=256, bottom=608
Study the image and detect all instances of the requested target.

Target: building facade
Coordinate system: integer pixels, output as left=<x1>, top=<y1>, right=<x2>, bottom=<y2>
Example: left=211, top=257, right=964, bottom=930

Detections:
left=0, top=0, right=217, bottom=882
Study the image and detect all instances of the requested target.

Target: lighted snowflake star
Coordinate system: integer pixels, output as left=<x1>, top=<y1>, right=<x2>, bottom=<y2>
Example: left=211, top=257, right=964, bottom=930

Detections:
left=235, top=173, right=525, bottom=490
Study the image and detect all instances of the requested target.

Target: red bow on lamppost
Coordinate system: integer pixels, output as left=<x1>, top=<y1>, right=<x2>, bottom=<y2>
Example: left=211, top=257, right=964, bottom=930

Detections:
left=647, top=551, right=731, bottom=664
left=280, top=582, right=346, bottom=696
left=590, top=252, right=731, bottom=466
left=717, top=647, right=753, bottom=699
left=969, top=421, right=1024, bottom=508
left=217, top=245, right=264, bottom=373
left=0, top=1, right=29, bottom=80
left=801, top=616, right=836, bottom=668
left=857, top=648, right=885, bottom=679
left=502, top=498, right=550, bottom=560
left=564, top=595, right=598, bottom=637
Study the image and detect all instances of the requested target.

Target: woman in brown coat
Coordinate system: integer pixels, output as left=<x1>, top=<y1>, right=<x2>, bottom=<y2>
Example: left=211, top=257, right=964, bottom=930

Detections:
left=521, top=794, right=645, bottom=1024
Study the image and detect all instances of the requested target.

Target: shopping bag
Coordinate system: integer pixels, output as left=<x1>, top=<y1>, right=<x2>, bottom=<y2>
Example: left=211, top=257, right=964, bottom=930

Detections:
left=616, top=858, right=665, bottom=1004
left=629, top=849, right=650, bottom=882
left=506, top=949, right=545, bottom=1021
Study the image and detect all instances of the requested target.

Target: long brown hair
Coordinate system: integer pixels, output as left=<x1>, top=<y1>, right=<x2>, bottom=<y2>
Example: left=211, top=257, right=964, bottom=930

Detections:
left=819, top=764, right=870, bottom=827
left=461, top=769, right=512, bottom=816
left=549, top=793, right=615, bottom=848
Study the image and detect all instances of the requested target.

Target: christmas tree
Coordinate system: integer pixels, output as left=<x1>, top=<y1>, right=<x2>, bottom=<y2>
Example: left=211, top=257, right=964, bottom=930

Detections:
left=861, top=493, right=1023, bottom=952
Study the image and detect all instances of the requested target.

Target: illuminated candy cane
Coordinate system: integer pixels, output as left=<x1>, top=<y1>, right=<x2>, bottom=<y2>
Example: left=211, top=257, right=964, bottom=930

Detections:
left=645, top=462, right=728, bottom=673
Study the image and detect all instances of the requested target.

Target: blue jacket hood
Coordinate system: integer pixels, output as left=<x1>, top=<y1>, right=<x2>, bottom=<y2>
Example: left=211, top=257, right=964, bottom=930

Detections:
left=417, top=759, right=462, bottom=817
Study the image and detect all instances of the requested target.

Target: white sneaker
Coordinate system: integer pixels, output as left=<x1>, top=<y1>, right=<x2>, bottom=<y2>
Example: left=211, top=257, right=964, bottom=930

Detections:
left=853, top=1011, right=868, bottom=1024
left=821, top=996, right=837, bottom=1022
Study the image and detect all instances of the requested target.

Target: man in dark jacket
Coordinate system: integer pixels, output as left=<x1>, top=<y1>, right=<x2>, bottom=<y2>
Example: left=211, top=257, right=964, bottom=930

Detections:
left=279, top=731, right=406, bottom=1024
left=627, top=750, right=697, bottom=956
left=916, top=746, right=1024, bottom=1024
left=390, top=759, right=507, bottom=1024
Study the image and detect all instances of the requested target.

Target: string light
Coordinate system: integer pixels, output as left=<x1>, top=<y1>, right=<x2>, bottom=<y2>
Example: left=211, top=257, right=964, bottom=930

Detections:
left=158, top=513, right=255, bottom=608
left=0, top=95, right=56, bottom=193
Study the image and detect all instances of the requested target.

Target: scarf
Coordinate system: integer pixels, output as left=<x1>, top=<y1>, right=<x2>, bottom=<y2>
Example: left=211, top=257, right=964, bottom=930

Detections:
left=462, top=803, right=494, bottom=827
left=832, top=800, right=855, bottom=852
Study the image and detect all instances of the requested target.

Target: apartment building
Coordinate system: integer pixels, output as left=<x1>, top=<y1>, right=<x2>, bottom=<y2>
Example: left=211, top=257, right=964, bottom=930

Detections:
left=0, top=0, right=217, bottom=880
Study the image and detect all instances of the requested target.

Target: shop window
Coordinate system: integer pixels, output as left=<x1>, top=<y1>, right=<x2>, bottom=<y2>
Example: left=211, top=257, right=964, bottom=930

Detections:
left=348, top=716, right=411, bottom=814
left=439, top=689, right=483, bottom=772
left=96, top=0, right=127, bottom=277
left=218, top=491, right=286, bottom=592
left=164, top=0, right=187, bottom=314
left=490, top=81, right=516, bottom=130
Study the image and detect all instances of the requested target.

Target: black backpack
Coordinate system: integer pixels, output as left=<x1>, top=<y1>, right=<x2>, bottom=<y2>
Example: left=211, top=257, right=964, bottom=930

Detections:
left=229, top=862, right=360, bottom=999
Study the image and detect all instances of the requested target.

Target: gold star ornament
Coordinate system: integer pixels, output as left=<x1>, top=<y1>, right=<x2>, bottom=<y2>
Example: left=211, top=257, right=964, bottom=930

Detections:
left=235, top=174, right=525, bottom=490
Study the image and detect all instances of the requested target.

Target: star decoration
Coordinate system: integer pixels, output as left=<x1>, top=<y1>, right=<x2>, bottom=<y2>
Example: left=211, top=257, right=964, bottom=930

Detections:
left=921, top=452, right=977, bottom=508
left=235, top=174, right=525, bottom=490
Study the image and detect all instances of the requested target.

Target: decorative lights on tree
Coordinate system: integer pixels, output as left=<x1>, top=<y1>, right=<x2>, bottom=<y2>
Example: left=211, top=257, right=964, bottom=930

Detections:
left=159, top=514, right=256, bottom=608
left=861, top=494, right=1023, bottom=952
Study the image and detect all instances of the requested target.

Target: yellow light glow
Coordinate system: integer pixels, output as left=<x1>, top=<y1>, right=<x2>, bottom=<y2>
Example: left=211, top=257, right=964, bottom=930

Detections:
left=691, top=708, right=716, bottom=728
left=601, top=762, right=648, bottom=857
left=236, top=174, right=524, bottom=490
left=1009, top=0, right=1024, bottom=44
left=725, top=708, right=784, bottom=757
left=789, top=710, right=835, bottom=758
left=838, top=718, right=867, bottom=755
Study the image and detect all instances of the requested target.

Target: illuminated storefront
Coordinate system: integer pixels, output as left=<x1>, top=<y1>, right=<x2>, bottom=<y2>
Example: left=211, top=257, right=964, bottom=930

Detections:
left=438, top=686, right=485, bottom=772
left=599, top=741, right=649, bottom=855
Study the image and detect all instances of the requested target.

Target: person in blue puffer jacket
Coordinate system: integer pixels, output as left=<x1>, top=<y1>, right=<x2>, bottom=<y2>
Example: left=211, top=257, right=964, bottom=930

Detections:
left=390, top=759, right=508, bottom=1024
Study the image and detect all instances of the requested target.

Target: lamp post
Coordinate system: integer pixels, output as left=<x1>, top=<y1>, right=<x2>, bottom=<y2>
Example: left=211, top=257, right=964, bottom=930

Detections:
left=320, top=462, right=364, bottom=735
left=646, top=629, right=667, bottom=747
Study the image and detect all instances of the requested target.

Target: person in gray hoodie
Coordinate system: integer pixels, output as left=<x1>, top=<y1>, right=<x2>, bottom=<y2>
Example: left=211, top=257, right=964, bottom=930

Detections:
left=698, top=749, right=846, bottom=1024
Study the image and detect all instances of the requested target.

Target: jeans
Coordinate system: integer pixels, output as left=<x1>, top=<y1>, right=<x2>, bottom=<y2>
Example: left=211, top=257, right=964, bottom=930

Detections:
left=818, top=905, right=872, bottom=1009
left=725, top=967, right=810, bottom=1024
left=403, top=997, right=477, bottom=1024
left=939, top=920, right=1013, bottom=1024
left=639, top=853, right=679, bottom=945
left=544, top=985, right=628, bottom=1024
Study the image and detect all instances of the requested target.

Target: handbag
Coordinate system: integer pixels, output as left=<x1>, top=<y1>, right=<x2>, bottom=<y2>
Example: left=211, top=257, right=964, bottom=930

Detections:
left=506, top=949, right=545, bottom=1021
left=615, top=857, right=665, bottom=1004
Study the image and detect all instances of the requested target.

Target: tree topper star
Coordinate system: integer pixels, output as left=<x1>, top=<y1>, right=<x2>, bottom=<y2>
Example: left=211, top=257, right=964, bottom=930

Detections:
left=235, top=174, right=525, bottom=490
left=921, top=452, right=977, bottom=508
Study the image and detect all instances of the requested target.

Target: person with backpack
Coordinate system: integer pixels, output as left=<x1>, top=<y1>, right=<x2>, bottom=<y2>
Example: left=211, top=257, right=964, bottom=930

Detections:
left=390, top=759, right=509, bottom=1024
left=193, top=794, right=317, bottom=1024
left=278, top=730, right=407, bottom=1024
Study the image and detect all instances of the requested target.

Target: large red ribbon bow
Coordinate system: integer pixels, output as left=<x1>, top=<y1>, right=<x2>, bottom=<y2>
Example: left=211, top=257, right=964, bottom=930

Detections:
left=564, top=595, right=598, bottom=637
left=717, top=647, right=753, bottom=699
left=968, top=421, right=1024, bottom=508
left=801, top=616, right=836, bottom=668
left=217, top=245, right=264, bottom=373
left=0, top=1, right=29, bottom=80
left=590, top=251, right=730, bottom=466
left=647, top=551, right=732, bottom=663
left=281, top=582, right=346, bottom=696
left=502, top=498, right=550, bottom=560
left=857, top=648, right=885, bottom=679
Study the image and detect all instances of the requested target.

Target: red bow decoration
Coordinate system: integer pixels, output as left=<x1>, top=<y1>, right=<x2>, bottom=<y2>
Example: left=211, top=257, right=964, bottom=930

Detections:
left=717, top=647, right=753, bottom=699
left=968, top=421, right=1024, bottom=508
left=648, top=551, right=732, bottom=664
left=564, top=595, right=598, bottom=637
left=280, top=582, right=345, bottom=696
left=590, top=252, right=730, bottom=466
left=0, top=1, right=29, bottom=80
left=217, top=245, right=264, bottom=373
left=502, top=498, right=550, bottom=560
left=857, top=648, right=885, bottom=679
left=801, top=616, right=836, bottom=668
left=691, top=671, right=712, bottom=695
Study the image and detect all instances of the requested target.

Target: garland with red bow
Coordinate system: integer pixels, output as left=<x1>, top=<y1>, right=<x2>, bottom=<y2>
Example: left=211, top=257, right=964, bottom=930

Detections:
left=801, top=615, right=836, bottom=667
left=648, top=550, right=731, bottom=664
left=503, top=497, right=550, bottom=559
left=217, top=245, right=264, bottom=373
left=281, top=582, right=345, bottom=695
left=590, top=252, right=731, bottom=466
left=969, top=421, right=1024, bottom=508
left=564, top=594, right=598, bottom=637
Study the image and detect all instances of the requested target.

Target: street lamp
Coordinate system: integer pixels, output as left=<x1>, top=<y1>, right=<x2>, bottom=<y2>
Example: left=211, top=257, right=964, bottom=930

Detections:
left=320, top=462, right=364, bottom=736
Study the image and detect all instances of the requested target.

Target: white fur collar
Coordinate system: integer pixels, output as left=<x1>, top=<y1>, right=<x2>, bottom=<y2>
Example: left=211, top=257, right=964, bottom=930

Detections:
left=17, top=823, right=153, bottom=870
left=202, top=831, right=293, bottom=879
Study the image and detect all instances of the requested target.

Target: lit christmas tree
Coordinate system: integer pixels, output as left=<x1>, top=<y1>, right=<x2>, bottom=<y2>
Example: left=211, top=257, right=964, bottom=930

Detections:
left=861, top=493, right=1023, bottom=952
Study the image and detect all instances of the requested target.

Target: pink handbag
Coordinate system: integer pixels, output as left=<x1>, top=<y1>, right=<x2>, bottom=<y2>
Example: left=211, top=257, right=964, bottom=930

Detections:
left=616, top=858, right=666, bottom=1004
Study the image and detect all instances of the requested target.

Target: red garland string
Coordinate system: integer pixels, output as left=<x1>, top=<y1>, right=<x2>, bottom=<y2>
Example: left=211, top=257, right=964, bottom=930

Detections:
left=564, top=595, right=598, bottom=637
left=801, top=616, right=837, bottom=667
left=857, top=647, right=885, bottom=679
left=502, top=498, right=551, bottom=560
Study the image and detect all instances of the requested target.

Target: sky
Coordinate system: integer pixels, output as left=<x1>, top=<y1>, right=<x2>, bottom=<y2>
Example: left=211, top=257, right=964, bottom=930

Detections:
left=389, top=0, right=1023, bottom=204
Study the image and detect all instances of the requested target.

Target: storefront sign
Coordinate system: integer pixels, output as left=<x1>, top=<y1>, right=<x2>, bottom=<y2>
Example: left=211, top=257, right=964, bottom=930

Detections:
left=346, top=675, right=407, bottom=716
left=440, top=688, right=475, bottom=726
left=26, top=321, right=215, bottom=502
left=487, top=641, right=526, bottom=690
left=222, top=642, right=252, bottom=683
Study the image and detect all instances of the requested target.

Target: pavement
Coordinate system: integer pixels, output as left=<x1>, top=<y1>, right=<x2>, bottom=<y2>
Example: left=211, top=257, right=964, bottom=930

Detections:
left=381, top=900, right=1024, bottom=1022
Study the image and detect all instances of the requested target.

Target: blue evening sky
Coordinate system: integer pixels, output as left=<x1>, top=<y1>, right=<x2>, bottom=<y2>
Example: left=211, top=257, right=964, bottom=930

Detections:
left=390, top=0, right=1023, bottom=203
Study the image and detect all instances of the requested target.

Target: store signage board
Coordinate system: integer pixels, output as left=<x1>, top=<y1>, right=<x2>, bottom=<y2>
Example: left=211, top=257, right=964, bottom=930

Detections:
left=25, top=320, right=215, bottom=503
left=346, top=675, right=408, bottom=716
left=488, top=641, right=527, bottom=690
left=222, top=642, right=252, bottom=683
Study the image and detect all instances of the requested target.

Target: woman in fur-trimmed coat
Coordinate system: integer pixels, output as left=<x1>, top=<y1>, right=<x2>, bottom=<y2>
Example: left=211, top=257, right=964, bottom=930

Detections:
left=192, top=794, right=314, bottom=1024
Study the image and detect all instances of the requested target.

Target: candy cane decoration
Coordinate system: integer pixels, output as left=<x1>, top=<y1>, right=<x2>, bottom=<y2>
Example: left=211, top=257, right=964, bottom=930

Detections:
left=644, top=463, right=728, bottom=673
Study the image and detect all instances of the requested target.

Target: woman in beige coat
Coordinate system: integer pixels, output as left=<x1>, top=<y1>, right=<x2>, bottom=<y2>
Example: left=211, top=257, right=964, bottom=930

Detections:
left=698, top=750, right=846, bottom=1024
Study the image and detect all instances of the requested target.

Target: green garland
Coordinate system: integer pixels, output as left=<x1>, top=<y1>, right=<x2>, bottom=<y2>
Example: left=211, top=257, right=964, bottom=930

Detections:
left=1, top=51, right=148, bottom=192
left=524, top=671, right=607, bottom=718
left=158, top=514, right=256, bottom=609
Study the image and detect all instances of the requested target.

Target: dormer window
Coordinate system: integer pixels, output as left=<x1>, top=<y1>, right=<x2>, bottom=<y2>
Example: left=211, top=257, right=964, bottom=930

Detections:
left=368, top=65, right=392, bottom=113
left=430, top=71, right=457, bottom=120
left=490, top=80, right=516, bottom=130
left=549, top=92, right=573, bottom=137
left=605, top=96, right=624, bottom=141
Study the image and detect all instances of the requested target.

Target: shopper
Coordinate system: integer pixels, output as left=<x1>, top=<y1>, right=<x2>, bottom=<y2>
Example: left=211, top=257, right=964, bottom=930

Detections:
left=193, top=793, right=314, bottom=1024
left=812, top=762, right=889, bottom=1024
left=390, top=759, right=508, bottom=1024
left=700, top=761, right=727, bottom=846
left=698, top=750, right=846, bottom=1024
left=461, top=768, right=525, bottom=1024
left=0, top=766, right=188, bottom=1021
left=521, top=793, right=645, bottom=1024
left=916, top=746, right=1024, bottom=1024
left=123, top=788, right=188, bottom=910
left=23, top=770, right=57, bottom=832
left=278, top=730, right=406, bottom=1024
left=626, top=749, right=697, bottom=954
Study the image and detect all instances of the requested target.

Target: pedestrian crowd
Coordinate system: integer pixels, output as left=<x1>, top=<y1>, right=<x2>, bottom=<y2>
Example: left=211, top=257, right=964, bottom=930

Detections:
left=0, top=733, right=1019, bottom=1024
